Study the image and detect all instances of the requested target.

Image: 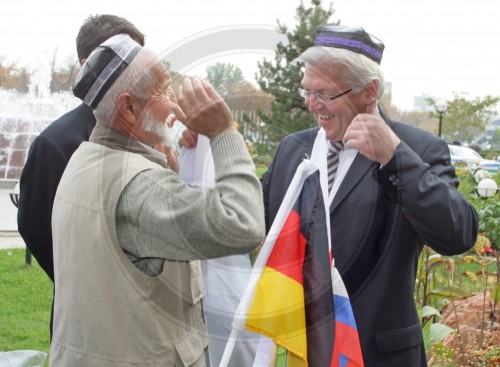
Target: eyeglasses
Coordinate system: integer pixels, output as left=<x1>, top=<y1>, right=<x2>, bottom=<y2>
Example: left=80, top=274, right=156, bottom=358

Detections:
left=298, top=87, right=353, bottom=104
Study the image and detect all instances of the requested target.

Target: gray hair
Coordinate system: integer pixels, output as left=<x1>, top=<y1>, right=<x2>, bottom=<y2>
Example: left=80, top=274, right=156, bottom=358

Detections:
left=94, top=48, right=163, bottom=124
left=294, top=46, right=385, bottom=98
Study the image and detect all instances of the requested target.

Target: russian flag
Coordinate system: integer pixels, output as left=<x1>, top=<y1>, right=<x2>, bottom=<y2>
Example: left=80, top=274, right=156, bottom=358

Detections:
left=331, top=266, right=364, bottom=367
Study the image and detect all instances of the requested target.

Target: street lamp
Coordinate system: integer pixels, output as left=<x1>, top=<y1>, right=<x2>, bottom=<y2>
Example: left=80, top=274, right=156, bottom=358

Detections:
left=434, top=100, right=448, bottom=137
left=476, top=178, right=499, bottom=199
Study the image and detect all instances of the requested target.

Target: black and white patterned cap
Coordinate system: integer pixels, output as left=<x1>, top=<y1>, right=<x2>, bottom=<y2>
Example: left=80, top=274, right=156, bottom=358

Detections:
left=72, top=34, right=142, bottom=108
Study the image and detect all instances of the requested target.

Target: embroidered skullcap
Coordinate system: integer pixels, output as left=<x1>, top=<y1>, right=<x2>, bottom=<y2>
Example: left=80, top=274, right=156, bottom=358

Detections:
left=72, top=34, right=142, bottom=108
left=314, top=25, right=385, bottom=64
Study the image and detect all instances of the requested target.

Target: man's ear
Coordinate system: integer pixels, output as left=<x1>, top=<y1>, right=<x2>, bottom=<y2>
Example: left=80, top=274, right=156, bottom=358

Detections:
left=116, top=93, right=140, bottom=125
left=364, top=80, right=378, bottom=105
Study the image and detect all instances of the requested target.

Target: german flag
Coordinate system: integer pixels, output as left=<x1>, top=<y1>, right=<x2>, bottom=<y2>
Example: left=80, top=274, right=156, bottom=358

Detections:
left=243, top=159, right=363, bottom=367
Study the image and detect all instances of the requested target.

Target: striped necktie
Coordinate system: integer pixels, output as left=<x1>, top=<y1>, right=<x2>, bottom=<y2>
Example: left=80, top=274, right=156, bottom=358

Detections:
left=327, top=142, right=343, bottom=192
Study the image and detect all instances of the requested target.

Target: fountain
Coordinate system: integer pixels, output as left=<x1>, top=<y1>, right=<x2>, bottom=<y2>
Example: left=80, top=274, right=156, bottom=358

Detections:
left=0, top=57, right=80, bottom=181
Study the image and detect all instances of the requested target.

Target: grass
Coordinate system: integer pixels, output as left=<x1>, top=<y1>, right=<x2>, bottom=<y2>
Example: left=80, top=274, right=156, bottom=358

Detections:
left=0, top=248, right=51, bottom=363
left=256, top=165, right=268, bottom=178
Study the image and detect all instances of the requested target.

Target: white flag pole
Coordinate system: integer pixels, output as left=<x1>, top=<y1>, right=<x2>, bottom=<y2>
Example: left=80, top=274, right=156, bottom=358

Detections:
left=220, top=157, right=320, bottom=366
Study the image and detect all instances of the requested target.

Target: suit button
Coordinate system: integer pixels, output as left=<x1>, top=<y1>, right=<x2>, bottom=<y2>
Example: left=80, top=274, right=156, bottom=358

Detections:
left=389, top=174, right=399, bottom=185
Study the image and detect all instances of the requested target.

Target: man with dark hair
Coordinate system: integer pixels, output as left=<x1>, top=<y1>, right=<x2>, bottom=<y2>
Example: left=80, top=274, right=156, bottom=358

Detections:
left=76, top=14, right=145, bottom=62
left=17, top=14, right=145, bottom=337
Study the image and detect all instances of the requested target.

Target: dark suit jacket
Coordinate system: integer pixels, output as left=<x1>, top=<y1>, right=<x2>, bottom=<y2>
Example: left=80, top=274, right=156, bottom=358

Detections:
left=18, top=103, right=96, bottom=281
left=261, top=110, right=478, bottom=366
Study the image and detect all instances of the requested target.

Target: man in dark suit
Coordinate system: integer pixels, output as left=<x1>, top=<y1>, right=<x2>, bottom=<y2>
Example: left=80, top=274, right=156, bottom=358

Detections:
left=17, top=14, right=145, bottom=336
left=261, top=25, right=478, bottom=366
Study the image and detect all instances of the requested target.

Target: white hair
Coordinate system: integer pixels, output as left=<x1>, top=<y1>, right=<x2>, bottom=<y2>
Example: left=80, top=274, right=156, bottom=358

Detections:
left=294, top=46, right=385, bottom=98
left=94, top=48, right=164, bottom=124
left=141, top=109, right=173, bottom=147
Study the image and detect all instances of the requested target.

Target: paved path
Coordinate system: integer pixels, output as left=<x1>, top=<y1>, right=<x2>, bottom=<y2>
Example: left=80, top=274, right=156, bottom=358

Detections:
left=0, top=187, right=26, bottom=249
left=0, top=232, right=25, bottom=249
left=0, top=188, right=18, bottom=231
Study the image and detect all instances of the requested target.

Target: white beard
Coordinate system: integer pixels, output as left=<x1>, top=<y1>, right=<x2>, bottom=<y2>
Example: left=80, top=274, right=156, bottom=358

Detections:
left=141, top=110, right=173, bottom=147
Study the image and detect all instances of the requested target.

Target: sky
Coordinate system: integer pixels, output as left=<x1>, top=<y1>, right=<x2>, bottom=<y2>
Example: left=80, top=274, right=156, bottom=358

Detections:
left=0, top=0, right=498, bottom=111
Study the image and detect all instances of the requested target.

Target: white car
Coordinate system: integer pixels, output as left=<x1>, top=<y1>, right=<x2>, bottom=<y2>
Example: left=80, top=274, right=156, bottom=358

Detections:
left=447, top=144, right=499, bottom=173
left=477, top=160, right=500, bottom=173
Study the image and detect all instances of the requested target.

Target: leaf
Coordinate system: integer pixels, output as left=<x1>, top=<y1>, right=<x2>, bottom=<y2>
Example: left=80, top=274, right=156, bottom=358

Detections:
left=429, top=323, right=455, bottom=345
left=491, top=284, right=500, bottom=303
left=416, top=271, right=427, bottom=283
left=422, top=318, right=432, bottom=350
left=427, top=287, right=470, bottom=299
left=426, top=258, right=447, bottom=273
left=421, top=305, right=442, bottom=319
left=428, top=253, right=443, bottom=261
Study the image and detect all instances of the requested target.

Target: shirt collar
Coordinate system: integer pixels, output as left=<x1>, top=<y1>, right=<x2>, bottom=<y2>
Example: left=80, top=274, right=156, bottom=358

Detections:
left=89, top=124, right=168, bottom=167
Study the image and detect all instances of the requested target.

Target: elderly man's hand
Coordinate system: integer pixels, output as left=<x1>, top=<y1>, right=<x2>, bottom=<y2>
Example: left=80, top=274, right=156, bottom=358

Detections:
left=178, top=128, right=199, bottom=149
left=172, top=78, right=235, bottom=138
left=153, top=144, right=180, bottom=173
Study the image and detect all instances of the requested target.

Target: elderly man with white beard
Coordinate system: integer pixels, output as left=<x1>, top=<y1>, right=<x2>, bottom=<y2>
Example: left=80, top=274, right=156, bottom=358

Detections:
left=49, top=34, right=265, bottom=366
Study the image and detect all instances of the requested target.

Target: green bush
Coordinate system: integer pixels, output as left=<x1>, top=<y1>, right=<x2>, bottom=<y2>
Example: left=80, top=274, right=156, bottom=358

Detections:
left=415, top=169, right=499, bottom=365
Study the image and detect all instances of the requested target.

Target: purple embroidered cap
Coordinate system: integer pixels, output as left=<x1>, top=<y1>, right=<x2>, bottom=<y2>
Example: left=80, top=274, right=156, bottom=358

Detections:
left=73, top=34, right=142, bottom=109
left=314, top=25, right=385, bottom=64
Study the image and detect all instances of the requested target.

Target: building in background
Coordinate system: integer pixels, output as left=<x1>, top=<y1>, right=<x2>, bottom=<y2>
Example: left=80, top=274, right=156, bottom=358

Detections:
left=486, top=116, right=500, bottom=140
left=413, top=94, right=438, bottom=112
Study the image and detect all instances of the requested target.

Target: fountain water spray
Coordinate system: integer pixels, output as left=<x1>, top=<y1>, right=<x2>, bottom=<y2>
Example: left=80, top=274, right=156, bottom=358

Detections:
left=0, top=57, right=79, bottom=180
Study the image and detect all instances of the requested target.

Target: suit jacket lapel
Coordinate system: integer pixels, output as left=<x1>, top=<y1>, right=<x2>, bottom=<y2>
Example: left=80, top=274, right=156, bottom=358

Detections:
left=330, top=154, right=377, bottom=213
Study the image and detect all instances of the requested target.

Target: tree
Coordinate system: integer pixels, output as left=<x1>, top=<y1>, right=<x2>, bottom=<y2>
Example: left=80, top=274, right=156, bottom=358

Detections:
left=427, top=93, right=500, bottom=143
left=490, top=129, right=500, bottom=150
left=0, top=50, right=79, bottom=94
left=164, top=61, right=184, bottom=95
left=399, top=111, right=436, bottom=132
left=256, top=0, right=335, bottom=144
left=225, top=81, right=273, bottom=114
left=379, top=94, right=399, bottom=119
left=0, top=56, right=29, bottom=93
left=206, top=62, right=244, bottom=92
left=49, top=49, right=79, bottom=93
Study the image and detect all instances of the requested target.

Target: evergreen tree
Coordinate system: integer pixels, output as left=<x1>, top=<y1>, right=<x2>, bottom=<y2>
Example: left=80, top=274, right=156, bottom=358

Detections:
left=256, top=0, right=335, bottom=144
